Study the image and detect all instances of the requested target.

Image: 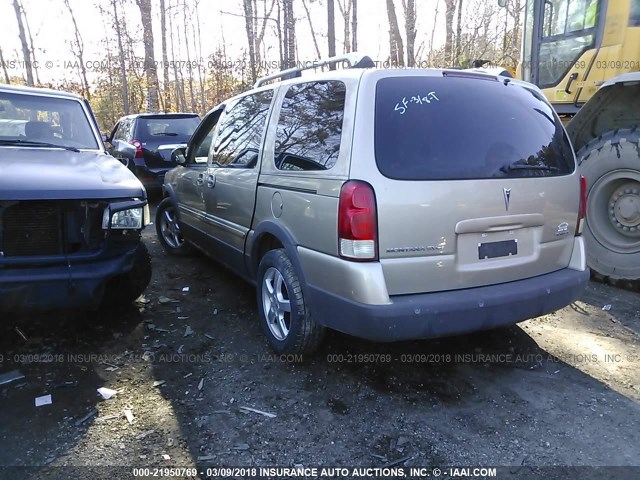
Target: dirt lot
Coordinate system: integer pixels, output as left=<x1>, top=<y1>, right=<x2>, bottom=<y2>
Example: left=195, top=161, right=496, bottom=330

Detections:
left=1, top=205, right=639, bottom=480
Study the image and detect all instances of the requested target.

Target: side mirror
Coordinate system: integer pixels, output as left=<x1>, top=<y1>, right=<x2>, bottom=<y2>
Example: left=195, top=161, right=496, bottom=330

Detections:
left=171, top=146, right=187, bottom=165
left=112, top=139, right=136, bottom=160
left=497, top=0, right=507, bottom=6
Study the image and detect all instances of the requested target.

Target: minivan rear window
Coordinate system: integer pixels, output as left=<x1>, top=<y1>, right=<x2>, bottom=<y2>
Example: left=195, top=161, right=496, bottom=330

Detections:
left=374, top=75, right=575, bottom=180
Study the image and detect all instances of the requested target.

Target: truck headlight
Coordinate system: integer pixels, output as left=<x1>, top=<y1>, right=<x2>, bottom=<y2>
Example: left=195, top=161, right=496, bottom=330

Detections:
left=102, top=207, right=143, bottom=229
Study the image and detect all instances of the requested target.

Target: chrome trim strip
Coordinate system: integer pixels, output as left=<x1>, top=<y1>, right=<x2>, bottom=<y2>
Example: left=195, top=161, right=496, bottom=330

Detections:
left=178, top=204, right=247, bottom=238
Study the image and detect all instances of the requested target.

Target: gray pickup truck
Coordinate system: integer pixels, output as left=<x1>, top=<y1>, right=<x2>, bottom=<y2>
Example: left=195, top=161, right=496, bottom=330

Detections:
left=0, top=84, right=151, bottom=312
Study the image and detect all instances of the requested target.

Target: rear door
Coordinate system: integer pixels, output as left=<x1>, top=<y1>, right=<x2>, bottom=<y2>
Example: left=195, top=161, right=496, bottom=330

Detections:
left=202, top=89, right=274, bottom=269
left=352, top=71, right=580, bottom=295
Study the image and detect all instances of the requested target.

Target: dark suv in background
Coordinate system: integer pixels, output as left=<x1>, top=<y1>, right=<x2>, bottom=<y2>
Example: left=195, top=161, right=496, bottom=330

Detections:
left=107, top=113, right=200, bottom=195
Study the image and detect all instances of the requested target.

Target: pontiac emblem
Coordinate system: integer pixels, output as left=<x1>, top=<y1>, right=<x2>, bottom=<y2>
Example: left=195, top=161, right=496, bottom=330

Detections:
left=503, top=188, right=512, bottom=211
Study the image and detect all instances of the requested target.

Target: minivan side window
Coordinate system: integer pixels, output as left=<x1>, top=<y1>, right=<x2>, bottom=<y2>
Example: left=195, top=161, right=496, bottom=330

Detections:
left=211, top=90, right=273, bottom=168
left=190, top=111, right=223, bottom=164
left=274, top=81, right=346, bottom=171
left=193, top=130, right=214, bottom=163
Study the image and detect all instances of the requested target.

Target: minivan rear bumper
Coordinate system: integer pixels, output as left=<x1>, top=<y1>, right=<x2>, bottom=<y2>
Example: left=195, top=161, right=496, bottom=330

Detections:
left=305, top=268, right=590, bottom=341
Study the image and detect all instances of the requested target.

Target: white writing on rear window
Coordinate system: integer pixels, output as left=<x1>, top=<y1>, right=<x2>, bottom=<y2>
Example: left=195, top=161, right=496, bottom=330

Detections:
left=394, top=91, right=440, bottom=115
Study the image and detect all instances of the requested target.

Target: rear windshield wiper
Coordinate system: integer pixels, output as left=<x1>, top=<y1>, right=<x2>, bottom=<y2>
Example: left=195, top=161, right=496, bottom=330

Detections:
left=152, top=132, right=179, bottom=136
left=0, top=139, right=80, bottom=152
left=501, top=164, right=560, bottom=172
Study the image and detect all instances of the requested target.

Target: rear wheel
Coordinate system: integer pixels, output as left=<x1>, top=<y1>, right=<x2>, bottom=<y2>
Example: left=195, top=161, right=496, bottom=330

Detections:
left=256, top=249, right=325, bottom=355
left=156, top=197, right=192, bottom=256
left=577, top=127, right=640, bottom=281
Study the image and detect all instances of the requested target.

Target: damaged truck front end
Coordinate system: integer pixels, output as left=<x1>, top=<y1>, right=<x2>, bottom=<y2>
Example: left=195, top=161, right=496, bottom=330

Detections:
left=0, top=85, right=151, bottom=312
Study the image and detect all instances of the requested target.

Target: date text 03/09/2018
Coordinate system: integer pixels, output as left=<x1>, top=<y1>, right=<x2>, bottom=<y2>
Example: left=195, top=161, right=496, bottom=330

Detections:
left=195, top=466, right=497, bottom=478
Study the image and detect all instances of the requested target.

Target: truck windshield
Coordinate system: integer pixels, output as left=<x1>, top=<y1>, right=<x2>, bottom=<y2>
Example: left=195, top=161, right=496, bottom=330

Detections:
left=0, top=92, right=99, bottom=150
left=537, top=0, right=600, bottom=88
left=631, top=0, right=640, bottom=26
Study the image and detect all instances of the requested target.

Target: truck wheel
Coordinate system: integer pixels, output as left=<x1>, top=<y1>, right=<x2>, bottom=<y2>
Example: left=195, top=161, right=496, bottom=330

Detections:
left=156, top=197, right=192, bottom=256
left=577, top=127, right=640, bottom=281
left=102, top=242, right=152, bottom=307
left=256, top=249, right=325, bottom=355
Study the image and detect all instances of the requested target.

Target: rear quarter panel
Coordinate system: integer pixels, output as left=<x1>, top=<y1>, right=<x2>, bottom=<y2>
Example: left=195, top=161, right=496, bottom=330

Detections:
left=252, top=74, right=362, bottom=257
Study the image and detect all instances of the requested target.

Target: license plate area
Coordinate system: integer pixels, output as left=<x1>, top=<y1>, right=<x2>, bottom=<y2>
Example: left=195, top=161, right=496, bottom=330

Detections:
left=478, top=239, right=518, bottom=260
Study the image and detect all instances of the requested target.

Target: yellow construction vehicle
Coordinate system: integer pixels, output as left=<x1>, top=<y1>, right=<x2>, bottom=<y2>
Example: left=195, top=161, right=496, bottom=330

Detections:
left=504, top=0, right=640, bottom=282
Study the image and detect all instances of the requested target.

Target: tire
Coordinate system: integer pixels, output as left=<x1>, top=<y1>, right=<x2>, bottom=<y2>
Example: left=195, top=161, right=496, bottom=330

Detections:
left=102, top=242, right=152, bottom=307
left=156, top=197, right=193, bottom=256
left=256, top=249, right=325, bottom=355
left=577, top=127, right=640, bottom=281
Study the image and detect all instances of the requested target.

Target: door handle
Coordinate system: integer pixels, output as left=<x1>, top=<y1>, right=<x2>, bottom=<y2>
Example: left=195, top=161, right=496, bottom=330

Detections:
left=206, top=174, right=216, bottom=189
left=565, top=72, right=579, bottom=94
left=196, top=173, right=204, bottom=185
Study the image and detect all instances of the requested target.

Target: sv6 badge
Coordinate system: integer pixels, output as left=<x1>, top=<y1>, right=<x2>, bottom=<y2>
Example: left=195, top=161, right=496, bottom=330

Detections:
left=556, top=222, right=570, bottom=236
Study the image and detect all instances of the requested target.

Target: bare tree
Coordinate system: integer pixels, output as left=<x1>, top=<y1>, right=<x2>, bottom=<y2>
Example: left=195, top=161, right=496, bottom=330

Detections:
left=454, top=0, right=503, bottom=65
left=351, top=0, right=358, bottom=52
left=301, top=0, right=322, bottom=58
left=283, top=0, right=296, bottom=69
left=186, top=2, right=202, bottom=111
left=455, top=0, right=464, bottom=65
left=428, top=0, right=440, bottom=65
left=503, top=0, right=524, bottom=62
left=64, top=0, right=90, bottom=99
left=337, top=0, right=352, bottom=53
left=95, top=3, right=119, bottom=126
left=12, top=0, right=33, bottom=86
left=444, top=0, right=456, bottom=66
left=166, top=0, right=184, bottom=111
left=21, top=2, right=40, bottom=84
left=328, top=0, right=336, bottom=63
left=194, top=0, right=206, bottom=113
left=236, top=0, right=277, bottom=75
left=120, top=2, right=146, bottom=113
left=257, top=0, right=277, bottom=67
left=111, top=0, right=129, bottom=114
left=136, top=0, right=159, bottom=111
left=385, top=0, right=405, bottom=66
left=175, top=4, right=187, bottom=110
left=275, top=0, right=284, bottom=68
left=0, top=46, right=10, bottom=84
left=182, top=0, right=195, bottom=112
left=243, top=0, right=257, bottom=82
left=159, top=0, right=171, bottom=111
left=279, top=0, right=288, bottom=68
left=402, top=0, right=416, bottom=66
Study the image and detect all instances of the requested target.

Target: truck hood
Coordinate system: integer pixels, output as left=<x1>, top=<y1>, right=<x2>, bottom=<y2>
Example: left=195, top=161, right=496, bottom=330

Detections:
left=0, top=148, right=145, bottom=200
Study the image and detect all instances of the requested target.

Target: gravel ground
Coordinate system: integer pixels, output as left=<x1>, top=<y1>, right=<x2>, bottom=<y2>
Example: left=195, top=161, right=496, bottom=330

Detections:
left=0, top=208, right=639, bottom=480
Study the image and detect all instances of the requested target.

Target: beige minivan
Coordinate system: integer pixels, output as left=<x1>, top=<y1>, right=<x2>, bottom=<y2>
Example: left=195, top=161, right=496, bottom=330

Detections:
left=157, top=55, right=590, bottom=354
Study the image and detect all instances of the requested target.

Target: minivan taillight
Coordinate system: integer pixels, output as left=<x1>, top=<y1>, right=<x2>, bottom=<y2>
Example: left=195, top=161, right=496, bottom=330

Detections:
left=131, top=139, right=144, bottom=158
left=576, top=175, right=587, bottom=236
left=338, top=181, right=378, bottom=261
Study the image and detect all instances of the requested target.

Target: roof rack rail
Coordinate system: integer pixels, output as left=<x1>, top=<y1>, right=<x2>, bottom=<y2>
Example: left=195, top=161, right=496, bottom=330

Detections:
left=253, top=52, right=374, bottom=88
